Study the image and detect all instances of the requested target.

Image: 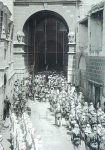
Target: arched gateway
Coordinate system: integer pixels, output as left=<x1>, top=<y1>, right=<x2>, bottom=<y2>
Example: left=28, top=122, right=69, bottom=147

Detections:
left=13, top=0, right=78, bottom=83
left=23, top=10, right=69, bottom=72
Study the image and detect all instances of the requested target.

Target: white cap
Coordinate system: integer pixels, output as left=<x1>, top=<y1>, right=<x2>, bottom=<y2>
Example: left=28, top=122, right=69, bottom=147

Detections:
left=0, top=135, right=3, bottom=142
left=75, top=124, right=79, bottom=128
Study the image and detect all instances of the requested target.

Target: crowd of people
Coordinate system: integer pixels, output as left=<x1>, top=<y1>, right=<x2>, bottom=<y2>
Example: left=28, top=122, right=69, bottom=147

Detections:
left=1, top=77, right=43, bottom=150
left=10, top=112, right=43, bottom=150
left=1, top=70, right=105, bottom=150
left=29, top=71, right=105, bottom=150
left=11, top=77, right=44, bottom=150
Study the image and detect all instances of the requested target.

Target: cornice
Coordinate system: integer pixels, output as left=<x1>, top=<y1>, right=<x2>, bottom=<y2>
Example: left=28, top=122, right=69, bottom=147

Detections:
left=14, top=0, right=78, bottom=6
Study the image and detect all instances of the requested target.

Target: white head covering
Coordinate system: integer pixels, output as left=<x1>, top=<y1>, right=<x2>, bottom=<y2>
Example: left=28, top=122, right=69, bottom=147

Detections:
left=0, top=135, right=3, bottom=142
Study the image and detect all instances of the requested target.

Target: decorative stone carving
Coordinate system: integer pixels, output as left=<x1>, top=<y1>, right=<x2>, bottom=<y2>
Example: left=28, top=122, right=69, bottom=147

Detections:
left=1, top=25, right=6, bottom=40
left=7, top=29, right=10, bottom=39
left=14, top=31, right=25, bottom=46
left=17, top=31, right=25, bottom=43
left=44, top=3, right=48, bottom=10
left=68, top=32, right=75, bottom=44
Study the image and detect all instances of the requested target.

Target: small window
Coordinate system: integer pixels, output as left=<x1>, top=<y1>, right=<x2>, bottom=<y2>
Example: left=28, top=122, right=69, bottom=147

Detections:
left=4, top=74, right=7, bottom=86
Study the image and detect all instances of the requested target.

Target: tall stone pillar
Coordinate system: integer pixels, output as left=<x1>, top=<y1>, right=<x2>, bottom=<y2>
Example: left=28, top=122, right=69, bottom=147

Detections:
left=67, top=32, right=76, bottom=84
left=13, top=31, right=27, bottom=80
left=0, top=24, right=7, bottom=120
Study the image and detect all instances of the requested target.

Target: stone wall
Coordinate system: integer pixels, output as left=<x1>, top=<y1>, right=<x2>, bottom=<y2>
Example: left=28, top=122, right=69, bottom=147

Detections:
left=0, top=2, right=15, bottom=121
left=75, top=2, right=105, bottom=109
left=87, top=56, right=105, bottom=84
left=76, top=51, right=105, bottom=105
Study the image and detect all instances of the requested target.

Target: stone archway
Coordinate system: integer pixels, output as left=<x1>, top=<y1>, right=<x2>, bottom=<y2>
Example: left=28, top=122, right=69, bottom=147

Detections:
left=23, top=10, right=69, bottom=73
left=14, top=0, right=77, bottom=81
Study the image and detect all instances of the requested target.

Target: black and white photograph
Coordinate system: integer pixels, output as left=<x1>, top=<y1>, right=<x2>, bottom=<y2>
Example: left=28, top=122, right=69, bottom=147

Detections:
left=0, top=0, right=105, bottom=150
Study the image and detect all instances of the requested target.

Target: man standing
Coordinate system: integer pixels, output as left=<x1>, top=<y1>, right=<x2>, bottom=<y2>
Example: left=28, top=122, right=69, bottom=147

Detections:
left=55, top=103, right=62, bottom=127
left=3, top=96, right=11, bottom=121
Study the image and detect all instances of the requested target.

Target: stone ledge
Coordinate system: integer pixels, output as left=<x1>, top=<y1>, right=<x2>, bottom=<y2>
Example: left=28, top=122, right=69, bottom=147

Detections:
left=88, top=79, right=104, bottom=86
left=68, top=51, right=76, bottom=54
left=14, top=0, right=77, bottom=5
left=13, top=51, right=26, bottom=54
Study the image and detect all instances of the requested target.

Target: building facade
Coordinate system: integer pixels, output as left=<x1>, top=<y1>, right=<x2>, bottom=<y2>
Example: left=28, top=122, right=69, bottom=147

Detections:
left=1, top=0, right=105, bottom=119
left=76, top=1, right=105, bottom=110
left=13, top=0, right=82, bottom=83
left=0, top=2, right=15, bottom=120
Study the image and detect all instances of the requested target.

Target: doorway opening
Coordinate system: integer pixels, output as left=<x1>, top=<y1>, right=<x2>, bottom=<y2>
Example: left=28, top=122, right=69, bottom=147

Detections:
left=23, top=10, right=69, bottom=74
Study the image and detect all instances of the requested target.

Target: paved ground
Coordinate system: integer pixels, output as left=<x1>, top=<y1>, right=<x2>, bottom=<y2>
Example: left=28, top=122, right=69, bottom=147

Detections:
left=2, top=127, right=11, bottom=150
left=0, top=120, right=11, bottom=150
left=29, top=100, right=87, bottom=150
left=0, top=100, right=88, bottom=150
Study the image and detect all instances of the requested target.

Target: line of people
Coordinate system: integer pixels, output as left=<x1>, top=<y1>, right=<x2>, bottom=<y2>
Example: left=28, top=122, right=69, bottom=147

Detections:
left=10, top=78, right=43, bottom=150
left=9, top=70, right=105, bottom=150
left=10, top=112, right=43, bottom=150
left=31, top=71, right=105, bottom=150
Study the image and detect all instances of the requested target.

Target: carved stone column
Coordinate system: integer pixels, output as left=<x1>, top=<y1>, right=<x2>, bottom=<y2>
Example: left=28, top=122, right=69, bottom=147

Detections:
left=67, top=32, right=76, bottom=84
left=13, top=31, right=27, bottom=79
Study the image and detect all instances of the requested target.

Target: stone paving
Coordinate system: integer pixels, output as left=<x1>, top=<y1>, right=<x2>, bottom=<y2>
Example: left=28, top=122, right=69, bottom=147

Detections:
left=0, top=100, right=88, bottom=150
left=0, top=122, right=11, bottom=150
left=29, top=100, right=87, bottom=150
left=2, top=127, right=11, bottom=150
